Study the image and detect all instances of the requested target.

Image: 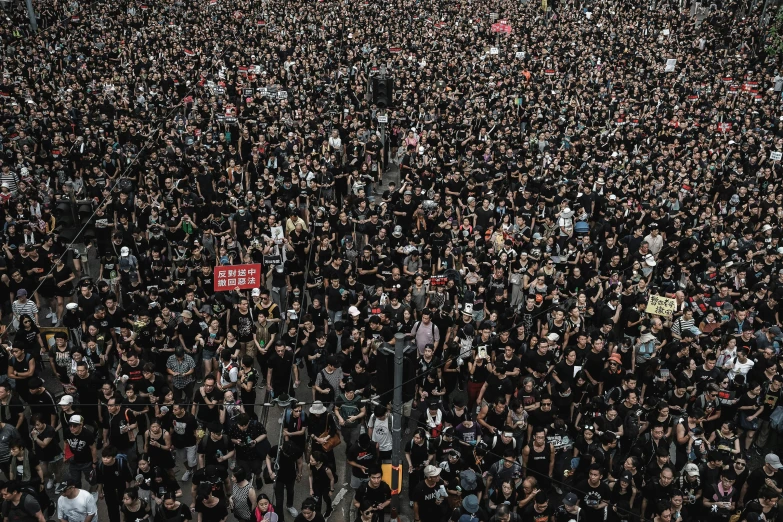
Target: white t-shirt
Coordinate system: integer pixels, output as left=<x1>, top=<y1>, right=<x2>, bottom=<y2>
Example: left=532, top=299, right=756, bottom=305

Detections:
left=369, top=414, right=392, bottom=452
left=57, top=490, right=98, bottom=522
left=729, top=358, right=755, bottom=380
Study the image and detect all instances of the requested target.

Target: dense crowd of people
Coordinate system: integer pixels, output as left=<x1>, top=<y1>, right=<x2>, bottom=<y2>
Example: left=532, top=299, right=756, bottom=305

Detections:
left=2, top=0, right=783, bottom=519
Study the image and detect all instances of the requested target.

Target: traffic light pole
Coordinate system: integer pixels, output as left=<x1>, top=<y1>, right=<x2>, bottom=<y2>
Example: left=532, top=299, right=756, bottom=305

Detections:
left=389, top=332, right=405, bottom=519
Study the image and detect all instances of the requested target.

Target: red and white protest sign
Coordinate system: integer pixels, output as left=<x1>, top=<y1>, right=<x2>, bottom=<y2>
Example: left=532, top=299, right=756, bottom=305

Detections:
left=491, top=21, right=512, bottom=34
left=214, top=264, right=262, bottom=292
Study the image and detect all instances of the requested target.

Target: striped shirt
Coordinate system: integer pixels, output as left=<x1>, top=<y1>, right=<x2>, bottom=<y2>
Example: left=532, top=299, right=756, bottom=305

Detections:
left=672, top=316, right=695, bottom=338
left=12, top=299, right=38, bottom=324
left=0, top=171, right=19, bottom=196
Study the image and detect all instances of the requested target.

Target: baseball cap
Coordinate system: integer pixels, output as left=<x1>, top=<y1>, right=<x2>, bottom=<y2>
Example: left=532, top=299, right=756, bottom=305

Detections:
left=58, top=395, right=74, bottom=406
left=683, top=463, right=700, bottom=476
left=348, top=306, right=360, bottom=317
left=16, top=289, right=27, bottom=297
left=68, top=415, right=84, bottom=425
left=120, top=246, right=129, bottom=257
left=563, top=493, right=579, bottom=507
left=766, top=453, right=783, bottom=469
left=251, top=288, right=261, bottom=297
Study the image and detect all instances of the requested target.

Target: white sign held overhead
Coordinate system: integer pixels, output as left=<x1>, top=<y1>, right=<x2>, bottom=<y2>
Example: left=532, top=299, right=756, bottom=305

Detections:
left=665, top=58, right=676, bottom=72
left=490, top=47, right=499, bottom=55
left=771, top=151, right=782, bottom=161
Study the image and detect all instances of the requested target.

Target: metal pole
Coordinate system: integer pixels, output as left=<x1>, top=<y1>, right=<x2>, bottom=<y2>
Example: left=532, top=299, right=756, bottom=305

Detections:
left=390, top=332, right=405, bottom=516
left=760, top=0, right=771, bottom=27
left=25, top=0, right=37, bottom=32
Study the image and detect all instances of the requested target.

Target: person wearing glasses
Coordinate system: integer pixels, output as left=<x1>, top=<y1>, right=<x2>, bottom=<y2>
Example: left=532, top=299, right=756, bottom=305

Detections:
left=690, top=382, right=722, bottom=434
left=354, top=500, right=375, bottom=522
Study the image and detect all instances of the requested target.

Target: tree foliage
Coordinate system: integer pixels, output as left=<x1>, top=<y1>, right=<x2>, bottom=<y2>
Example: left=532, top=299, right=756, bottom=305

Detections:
left=767, top=4, right=783, bottom=56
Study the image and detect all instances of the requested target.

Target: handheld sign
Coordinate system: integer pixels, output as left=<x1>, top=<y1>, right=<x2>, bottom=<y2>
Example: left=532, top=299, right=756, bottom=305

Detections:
left=214, top=264, right=262, bottom=292
left=647, top=294, right=677, bottom=317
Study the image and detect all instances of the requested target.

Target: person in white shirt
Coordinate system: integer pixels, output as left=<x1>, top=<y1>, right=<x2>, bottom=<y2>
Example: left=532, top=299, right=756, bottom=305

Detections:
left=728, top=348, right=755, bottom=380
left=643, top=224, right=665, bottom=256
left=57, top=479, right=98, bottom=522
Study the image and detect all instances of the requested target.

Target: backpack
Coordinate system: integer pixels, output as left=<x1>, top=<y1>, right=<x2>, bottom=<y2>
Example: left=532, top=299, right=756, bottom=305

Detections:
left=636, top=338, right=656, bottom=363
left=98, top=452, right=129, bottom=473
left=623, top=411, right=641, bottom=441
left=459, top=469, right=478, bottom=491
left=5, top=492, right=45, bottom=522
left=198, top=433, right=229, bottom=454
left=603, top=385, right=622, bottom=404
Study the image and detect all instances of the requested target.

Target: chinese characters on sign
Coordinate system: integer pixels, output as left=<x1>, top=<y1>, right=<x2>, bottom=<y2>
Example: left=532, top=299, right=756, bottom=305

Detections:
left=214, top=264, right=262, bottom=292
left=646, top=294, right=677, bottom=317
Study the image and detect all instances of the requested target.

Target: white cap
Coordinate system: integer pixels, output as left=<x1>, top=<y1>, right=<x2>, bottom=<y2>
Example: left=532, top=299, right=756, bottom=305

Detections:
left=59, top=395, right=74, bottom=406
left=66, top=302, right=78, bottom=310
left=644, top=255, right=657, bottom=267
left=348, top=306, right=361, bottom=317
left=120, top=246, right=130, bottom=257
left=251, top=288, right=261, bottom=297
left=763, top=224, right=773, bottom=232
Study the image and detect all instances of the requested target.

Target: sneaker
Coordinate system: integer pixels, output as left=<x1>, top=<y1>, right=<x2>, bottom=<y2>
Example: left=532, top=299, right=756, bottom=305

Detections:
left=182, top=470, right=193, bottom=482
left=52, top=315, right=58, bottom=325
left=46, top=312, right=55, bottom=319
left=287, top=507, right=298, bottom=517
left=324, top=507, right=334, bottom=519
left=46, top=478, right=54, bottom=490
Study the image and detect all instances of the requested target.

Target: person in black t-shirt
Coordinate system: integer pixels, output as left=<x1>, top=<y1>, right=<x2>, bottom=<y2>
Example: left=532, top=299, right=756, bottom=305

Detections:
left=64, top=414, right=97, bottom=484
left=267, top=442, right=304, bottom=517
left=197, top=423, right=234, bottom=471
left=574, top=464, right=612, bottom=522
left=266, top=342, right=298, bottom=399
left=191, top=464, right=229, bottom=502
left=353, top=466, right=392, bottom=522
left=170, top=404, right=199, bottom=481
left=191, top=376, right=221, bottom=425
left=521, top=491, right=554, bottom=522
